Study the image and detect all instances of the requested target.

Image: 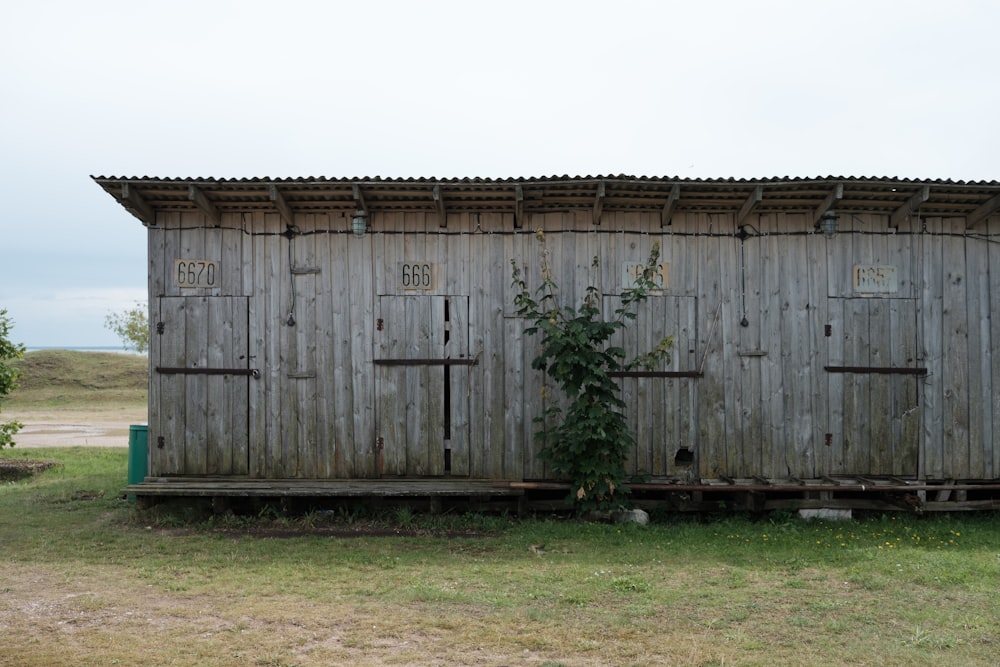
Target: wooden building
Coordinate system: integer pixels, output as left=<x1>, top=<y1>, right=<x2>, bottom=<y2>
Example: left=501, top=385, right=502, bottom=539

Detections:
left=94, top=175, right=1000, bottom=511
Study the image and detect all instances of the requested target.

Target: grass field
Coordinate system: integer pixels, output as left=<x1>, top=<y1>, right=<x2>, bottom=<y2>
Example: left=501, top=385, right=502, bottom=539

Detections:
left=1, top=352, right=998, bottom=665
left=0, top=446, right=998, bottom=666
left=5, top=349, right=148, bottom=410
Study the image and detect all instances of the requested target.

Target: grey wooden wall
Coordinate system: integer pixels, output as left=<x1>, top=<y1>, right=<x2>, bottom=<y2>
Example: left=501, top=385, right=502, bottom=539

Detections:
left=146, top=208, right=1000, bottom=482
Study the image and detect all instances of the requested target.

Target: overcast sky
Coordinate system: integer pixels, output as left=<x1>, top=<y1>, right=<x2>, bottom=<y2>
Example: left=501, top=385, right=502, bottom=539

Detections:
left=1, top=0, right=998, bottom=348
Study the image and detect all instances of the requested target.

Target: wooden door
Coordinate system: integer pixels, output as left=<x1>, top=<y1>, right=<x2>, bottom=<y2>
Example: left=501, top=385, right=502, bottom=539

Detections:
left=151, top=296, right=251, bottom=476
left=826, top=298, right=920, bottom=476
left=605, top=295, right=700, bottom=478
left=375, top=295, right=471, bottom=476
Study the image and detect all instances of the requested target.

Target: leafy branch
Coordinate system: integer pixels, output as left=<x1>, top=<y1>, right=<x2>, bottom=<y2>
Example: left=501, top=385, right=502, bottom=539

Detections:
left=510, top=231, right=673, bottom=510
left=0, top=309, right=25, bottom=449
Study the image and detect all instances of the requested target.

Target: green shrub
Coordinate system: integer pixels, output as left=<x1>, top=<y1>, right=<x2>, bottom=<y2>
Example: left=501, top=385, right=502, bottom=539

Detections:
left=511, top=231, right=672, bottom=511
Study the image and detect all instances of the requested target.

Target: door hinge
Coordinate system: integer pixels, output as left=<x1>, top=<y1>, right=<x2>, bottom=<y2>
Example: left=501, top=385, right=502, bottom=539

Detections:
left=157, top=436, right=165, bottom=449
left=156, top=322, right=165, bottom=334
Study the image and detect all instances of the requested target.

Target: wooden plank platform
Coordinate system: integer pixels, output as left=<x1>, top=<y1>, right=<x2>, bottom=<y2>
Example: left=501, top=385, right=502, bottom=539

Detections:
left=128, top=477, right=524, bottom=498
left=126, top=475, right=1000, bottom=513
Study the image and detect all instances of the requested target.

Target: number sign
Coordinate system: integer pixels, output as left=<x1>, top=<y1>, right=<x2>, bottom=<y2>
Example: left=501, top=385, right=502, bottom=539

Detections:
left=398, top=262, right=438, bottom=290
left=853, top=264, right=897, bottom=294
left=174, top=259, right=219, bottom=288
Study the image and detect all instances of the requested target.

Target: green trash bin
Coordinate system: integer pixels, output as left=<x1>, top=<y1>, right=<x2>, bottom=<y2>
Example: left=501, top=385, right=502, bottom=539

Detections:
left=127, top=425, right=148, bottom=503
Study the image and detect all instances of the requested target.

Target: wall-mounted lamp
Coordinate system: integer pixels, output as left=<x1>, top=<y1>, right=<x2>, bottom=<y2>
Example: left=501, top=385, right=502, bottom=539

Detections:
left=818, top=211, right=838, bottom=238
left=352, top=209, right=368, bottom=237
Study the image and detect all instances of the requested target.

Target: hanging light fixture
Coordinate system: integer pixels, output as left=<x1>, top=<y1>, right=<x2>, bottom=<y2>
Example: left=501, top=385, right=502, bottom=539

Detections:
left=819, top=211, right=838, bottom=238
left=352, top=209, right=368, bottom=237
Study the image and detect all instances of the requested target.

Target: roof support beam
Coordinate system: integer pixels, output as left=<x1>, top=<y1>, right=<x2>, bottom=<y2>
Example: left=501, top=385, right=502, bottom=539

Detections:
left=433, top=184, right=446, bottom=228
left=593, top=181, right=605, bottom=225
left=514, top=185, right=524, bottom=229
left=269, top=185, right=295, bottom=226
left=660, top=183, right=680, bottom=227
left=813, top=183, right=844, bottom=226
left=890, top=185, right=929, bottom=229
left=188, top=185, right=221, bottom=224
left=967, top=191, right=1000, bottom=229
left=352, top=184, right=368, bottom=214
left=120, top=183, right=155, bottom=225
left=737, top=185, right=763, bottom=225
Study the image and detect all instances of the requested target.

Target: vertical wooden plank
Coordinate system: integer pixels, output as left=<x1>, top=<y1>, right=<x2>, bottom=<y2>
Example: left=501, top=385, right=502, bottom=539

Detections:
left=182, top=296, right=207, bottom=475
left=503, top=230, right=531, bottom=480
left=448, top=296, right=471, bottom=476
left=843, top=299, right=869, bottom=474
left=821, top=226, right=847, bottom=472
left=485, top=225, right=510, bottom=480
left=377, top=296, right=403, bottom=475
left=294, top=215, right=319, bottom=478
left=920, top=218, right=944, bottom=479
left=759, top=220, right=784, bottom=478
left=204, top=296, right=225, bottom=475
left=265, top=219, right=289, bottom=477
left=777, top=216, right=814, bottom=478
left=806, top=222, right=829, bottom=479
left=735, top=230, right=762, bottom=478
left=989, top=214, right=1000, bottom=479
left=697, top=214, right=728, bottom=478
left=402, top=296, right=425, bottom=475
left=312, top=215, right=334, bottom=479
left=147, top=224, right=164, bottom=477
left=350, top=222, right=374, bottom=477
left=248, top=212, right=268, bottom=478
left=716, top=215, right=742, bottom=477
left=423, top=295, right=446, bottom=476
left=868, top=298, right=892, bottom=474
left=232, top=297, right=250, bottom=475
left=825, top=298, right=846, bottom=475
left=889, top=298, right=919, bottom=476
left=152, top=298, right=180, bottom=475
left=323, top=222, right=350, bottom=478
left=644, top=292, right=667, bottom=478
left=941, top=218, right=969, bottom=478
left=966, top=227, right=989, bottom=479
left=148, top=219, right=168, bottom=299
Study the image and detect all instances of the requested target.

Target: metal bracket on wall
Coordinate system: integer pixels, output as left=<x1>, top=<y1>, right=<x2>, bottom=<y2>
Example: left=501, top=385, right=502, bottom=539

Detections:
left=373, top=358, right=479, bottom=367
left=155, top=367, right=261, bottom=378
left=823, top=366, right=928, bottom=376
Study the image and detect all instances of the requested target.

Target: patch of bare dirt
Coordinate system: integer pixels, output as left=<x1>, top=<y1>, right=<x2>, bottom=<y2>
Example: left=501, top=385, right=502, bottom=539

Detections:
left=4, top=407, right=146, bottom=448
left=0, top=458, right=60, bottom=481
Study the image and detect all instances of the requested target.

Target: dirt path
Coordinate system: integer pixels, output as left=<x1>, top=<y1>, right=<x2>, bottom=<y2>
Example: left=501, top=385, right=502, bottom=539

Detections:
left=5, top=407, right=147, bottom=448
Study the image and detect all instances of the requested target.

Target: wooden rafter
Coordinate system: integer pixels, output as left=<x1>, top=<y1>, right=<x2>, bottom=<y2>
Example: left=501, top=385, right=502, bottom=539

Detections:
left=352, top=184, right=368, bottom=213
left=593, top=181, right=605, bottom=225
left=660, top=183, right=680, bottom=227
left=120, top=183, right=155, bottom=225
left=813, top=183, right=844, bottom=225
left=737, top=185, right=763, bottom=225
left=269, top=185, right=295, bottom=226
left=433, top=184, right=446, bottom=228
left=514, top=185, right=524, bottom=229
left=967, top=191, right=1000, bottom=229
left=890, top=185, right=930, bottom=229
left=188, top=185, right=221, bottom=224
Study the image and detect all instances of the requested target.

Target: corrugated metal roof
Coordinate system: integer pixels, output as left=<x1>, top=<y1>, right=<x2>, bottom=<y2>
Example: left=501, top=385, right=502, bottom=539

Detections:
left=91, top=175, right=1000, bottom=227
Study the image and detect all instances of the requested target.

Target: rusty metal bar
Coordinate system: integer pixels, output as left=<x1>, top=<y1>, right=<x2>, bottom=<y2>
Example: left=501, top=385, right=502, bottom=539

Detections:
left=156, top=367, right=260, bottom=378
left=609, top=370, right=703, bottom=378
left=374, top=358, right=479, bottom=367
left=824, top=366, right=928, bottom=375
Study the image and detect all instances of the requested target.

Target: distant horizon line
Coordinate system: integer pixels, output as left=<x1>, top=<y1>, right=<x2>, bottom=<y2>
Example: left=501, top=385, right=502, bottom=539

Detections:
left=25, top=346, right=147, bottom=355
